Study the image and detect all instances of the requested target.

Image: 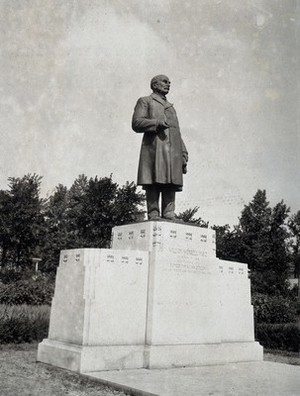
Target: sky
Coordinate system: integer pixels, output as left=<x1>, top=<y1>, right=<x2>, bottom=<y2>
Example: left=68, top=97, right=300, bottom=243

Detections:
left=0, top=0, right=299, bottom=226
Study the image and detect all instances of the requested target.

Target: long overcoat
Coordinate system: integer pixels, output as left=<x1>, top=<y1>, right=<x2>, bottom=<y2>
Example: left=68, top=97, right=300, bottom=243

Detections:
left=132, top=93, right=188, bottom=190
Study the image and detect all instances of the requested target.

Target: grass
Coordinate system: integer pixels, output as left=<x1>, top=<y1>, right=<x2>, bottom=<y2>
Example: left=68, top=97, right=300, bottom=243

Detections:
left=0, top=304, right=50, bottom=318
left=0, top=304, right=50, bottom=343
left=264, top=349, right=300, bottom=366
left=0, top=343, right=129, bottom=396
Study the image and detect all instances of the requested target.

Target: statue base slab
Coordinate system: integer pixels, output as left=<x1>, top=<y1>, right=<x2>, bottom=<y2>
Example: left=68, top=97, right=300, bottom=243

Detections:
left=38, top=339, right=262, bottom=373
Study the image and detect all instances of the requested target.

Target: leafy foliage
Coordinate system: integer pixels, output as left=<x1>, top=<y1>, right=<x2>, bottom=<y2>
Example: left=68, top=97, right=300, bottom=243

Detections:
left=176, top=206, right=209, bottom=227
left=0, top=174, right=145, bottom=273
left=255, top=323, right=300, bottom=352
left=0, top=267, right=26, bottom=284
left=212, top=224, right=244, bottom=262
left=41, top=175, right=145, bottom=272
left=252, top=293, right=297, bottom=324
left=240, top=191, right=290, bottom=295
left=0, top=174, right=45, bottom=268
left=0, top=273, right=54, bottom=305
left=288, top=210, right=300, bottom=277
left=41, top=184, right=72, bottom=272
left=0, top=173, right=299, bottom=307
left=214, top=190, right=292, bottom=296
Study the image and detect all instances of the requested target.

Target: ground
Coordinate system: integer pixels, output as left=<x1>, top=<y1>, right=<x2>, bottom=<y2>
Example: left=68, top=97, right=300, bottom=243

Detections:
left=264, top=349, right=300, bottom=366
left=0, top=344, right=299, bottom=396
left=0, top=343, right=129, bottom=396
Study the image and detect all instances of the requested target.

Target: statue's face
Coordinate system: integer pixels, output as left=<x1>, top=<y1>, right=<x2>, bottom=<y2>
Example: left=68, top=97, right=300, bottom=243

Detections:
left=153, top=75, right=170, bottom=96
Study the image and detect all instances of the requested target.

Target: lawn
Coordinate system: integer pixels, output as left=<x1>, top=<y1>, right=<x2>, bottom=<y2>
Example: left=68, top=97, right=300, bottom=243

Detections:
left=264, top=349, right=300, bottom=366
left=0, top=304, right=49, bottom=344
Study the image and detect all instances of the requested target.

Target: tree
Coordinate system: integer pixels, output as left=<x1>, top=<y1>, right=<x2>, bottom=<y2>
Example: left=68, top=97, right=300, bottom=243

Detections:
left=176, top=206, right=209, bottom=227
left=239, top=190, right=290, bottom=295
left=269, top=201, right=290, bottom=274
left=288, top=211, right=300, bottom=278
left=239, top=190, right=272, bottom=269
left=0, top=190, right=12, bottom=267
left=212, top=224, right=244, bottom=262
left=0, top=174, right=45, bottom=268
left=40, top=175, right=145, bottom=272
left=41, top=184, right=73, bottom=272
left=68, top=176, right=141, bottom=248
left=112, top=181, right=146, bottom=225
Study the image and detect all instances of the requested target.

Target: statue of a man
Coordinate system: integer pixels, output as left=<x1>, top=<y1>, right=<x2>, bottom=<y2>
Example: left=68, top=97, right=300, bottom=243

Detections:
left=132, top=75, right=188, bottom=220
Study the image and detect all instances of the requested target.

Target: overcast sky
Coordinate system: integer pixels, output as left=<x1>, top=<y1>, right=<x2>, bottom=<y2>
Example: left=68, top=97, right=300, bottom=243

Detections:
left=0, top=0, right=299, bottom=225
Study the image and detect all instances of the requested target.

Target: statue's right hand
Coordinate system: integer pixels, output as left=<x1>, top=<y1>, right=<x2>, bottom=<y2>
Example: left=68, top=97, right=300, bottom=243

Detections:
left=157, top=120, right=169, bottom=131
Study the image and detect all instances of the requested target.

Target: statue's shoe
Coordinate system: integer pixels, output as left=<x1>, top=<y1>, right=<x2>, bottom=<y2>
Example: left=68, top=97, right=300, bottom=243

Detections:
left=148, top=215, right=161, bottom=221
left=162, top=215, right=183, bottom=223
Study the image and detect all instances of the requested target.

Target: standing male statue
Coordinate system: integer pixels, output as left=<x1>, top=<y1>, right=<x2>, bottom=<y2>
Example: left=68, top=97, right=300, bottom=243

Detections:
left=132, top=75, right=188, bottom=221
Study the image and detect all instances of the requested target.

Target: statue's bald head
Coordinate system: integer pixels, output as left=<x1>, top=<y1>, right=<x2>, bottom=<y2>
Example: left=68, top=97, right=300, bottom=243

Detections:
left=150, top=75, right=171, bottom=96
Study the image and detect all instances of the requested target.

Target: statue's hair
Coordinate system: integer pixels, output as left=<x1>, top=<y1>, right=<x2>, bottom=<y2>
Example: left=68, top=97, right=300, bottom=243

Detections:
left=150, top=75, right=168, bottom=90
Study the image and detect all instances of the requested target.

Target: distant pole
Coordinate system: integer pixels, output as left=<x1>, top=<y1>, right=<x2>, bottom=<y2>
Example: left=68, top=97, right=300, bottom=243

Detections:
left=32, top=257, right=42, bottom=272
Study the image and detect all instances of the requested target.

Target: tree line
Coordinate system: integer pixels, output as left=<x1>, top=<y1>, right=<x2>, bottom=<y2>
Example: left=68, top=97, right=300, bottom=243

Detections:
left=212, top=190, right=300, bottom=296
left=0, top=174, right=299, bottom=298
left=0, top=174, right=144, bottom=273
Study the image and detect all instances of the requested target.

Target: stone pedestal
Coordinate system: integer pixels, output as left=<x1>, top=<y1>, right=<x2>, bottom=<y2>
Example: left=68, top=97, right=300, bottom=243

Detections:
left=38, top=221, right=263, bottom=372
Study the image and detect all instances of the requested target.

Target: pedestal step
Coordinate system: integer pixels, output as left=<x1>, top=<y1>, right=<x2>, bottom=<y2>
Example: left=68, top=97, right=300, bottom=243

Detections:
left=38, top=339, right=263, bottom=373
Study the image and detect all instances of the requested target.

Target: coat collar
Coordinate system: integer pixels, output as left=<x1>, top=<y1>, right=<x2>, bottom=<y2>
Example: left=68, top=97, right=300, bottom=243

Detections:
left=151, top=93, right=173, bottom=109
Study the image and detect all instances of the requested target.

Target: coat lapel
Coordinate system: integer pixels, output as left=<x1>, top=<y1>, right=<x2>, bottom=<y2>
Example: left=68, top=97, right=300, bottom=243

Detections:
left=151, top=93, right=173, bottom=110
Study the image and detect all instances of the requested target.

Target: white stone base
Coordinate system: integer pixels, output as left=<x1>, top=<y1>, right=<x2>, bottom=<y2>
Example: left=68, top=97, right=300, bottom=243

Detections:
left=37, top=339, right=145, bottom=373
left=38, top=339, right=262, bottom=373
left=144, top=342, right=263, bottom=369
left=38, top=222, right=263, bottom=373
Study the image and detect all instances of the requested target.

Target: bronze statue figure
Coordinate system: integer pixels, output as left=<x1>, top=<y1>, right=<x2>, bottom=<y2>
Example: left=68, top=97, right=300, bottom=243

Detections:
left=132, top=75, right=188, bottom=221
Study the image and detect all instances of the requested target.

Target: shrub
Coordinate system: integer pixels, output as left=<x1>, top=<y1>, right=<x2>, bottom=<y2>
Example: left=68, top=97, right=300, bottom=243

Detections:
left=0, top=267, right=25, bottom=284
left=252, top=293, right=297, bottom=324
left=0, top=274, right=54, bottom=305
left=256, top=323, right=300, bottom=352
left=0, top=304, right=50, bottom=343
